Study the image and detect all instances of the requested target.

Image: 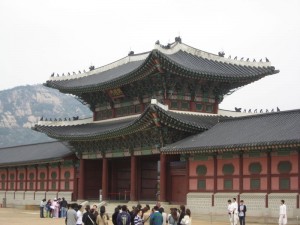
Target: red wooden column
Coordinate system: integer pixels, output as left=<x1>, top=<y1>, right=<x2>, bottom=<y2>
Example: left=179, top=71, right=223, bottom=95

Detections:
left=213, top=100, right=219, bottom=114
left=102, top=157, right=108, bottom=200
left=46, top=165, right=49, bottom=192
left=6, top=168, right=8, bottom=191
left=78, top=158, right=85, bottom=200
left=58, top=163, right=61, bottom=192
left=186, top=155, right=190, bottom=204
left=160, top=154, right=167, bottom=202
left=213, top=153, right=217, bottom=193
left=239, top=152, right=243, bottom=192
left=298, top=149, right=300, bottom=208
left=212, top=152, right=218, bottom=207
left=35, top=166, right=38, bottom=192
left=25, top=167, right=28, bottom=191
left=266, top=150, right=271, bottom=208
left=15, top=168, right=18, bottom=191
left=130, top=155, right=137, bottom=201
left=296, top=150, right=300, bottom=209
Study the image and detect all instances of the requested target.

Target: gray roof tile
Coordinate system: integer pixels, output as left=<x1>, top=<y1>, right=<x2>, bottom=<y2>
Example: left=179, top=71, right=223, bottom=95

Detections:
left=0, top=141, right=72, bottom=166
left=161, top=109, right=300, bottom=153
left=45, top=42, right=278, bottom=93
left=34, top=104, right=223, bottom=141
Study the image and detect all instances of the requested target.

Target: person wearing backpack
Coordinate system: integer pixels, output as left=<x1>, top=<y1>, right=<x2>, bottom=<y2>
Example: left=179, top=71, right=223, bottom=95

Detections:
left=117, top=205, right=131, bottom=225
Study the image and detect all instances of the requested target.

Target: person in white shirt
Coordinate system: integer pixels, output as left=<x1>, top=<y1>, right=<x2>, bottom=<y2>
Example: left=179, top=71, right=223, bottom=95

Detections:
left=227, top=200, right=234, bottom=225
left=180, top=208, right=191, bottom=225
left=40, top=198, right=46, bottom=218
left=76, top=205, right=83, bottom=225
left=279, top=200, right=287, bottom=225
left=232, top=198, right=239, bottom=225
left=159, top=207, right=168, bottom=225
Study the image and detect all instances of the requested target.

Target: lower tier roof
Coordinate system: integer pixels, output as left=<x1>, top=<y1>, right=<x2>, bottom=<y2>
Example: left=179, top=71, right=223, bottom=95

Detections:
left=161, top=109, right=300, bottom=154
left=33, top=103, right=222, bottom=141
left=0, top=141, right=72, bottom=166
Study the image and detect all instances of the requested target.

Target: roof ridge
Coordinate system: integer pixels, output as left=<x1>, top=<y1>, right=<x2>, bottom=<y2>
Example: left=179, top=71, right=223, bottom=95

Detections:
left=219, top=108, right=300, bottom=123
left=0, top=140, right=60, bottom=150
left=49, top=52, right=150, bottom=82
left=155, top=42, right=272, bottom=68
left=48, top=39, right=274, bottom=83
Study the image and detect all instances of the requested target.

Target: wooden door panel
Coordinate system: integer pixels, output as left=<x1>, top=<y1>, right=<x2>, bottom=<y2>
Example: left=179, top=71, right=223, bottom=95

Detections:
left=171, top=175, right=187, bottom=203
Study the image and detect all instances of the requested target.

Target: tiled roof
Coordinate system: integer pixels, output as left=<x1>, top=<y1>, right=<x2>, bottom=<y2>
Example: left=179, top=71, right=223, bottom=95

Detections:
left=34, top=103, right=223, bottom=141
left=0, top=141, right=72, bottom=166
left=161, top=109, right=300, bottom=154
left=45, top=41, right=278, bottom=93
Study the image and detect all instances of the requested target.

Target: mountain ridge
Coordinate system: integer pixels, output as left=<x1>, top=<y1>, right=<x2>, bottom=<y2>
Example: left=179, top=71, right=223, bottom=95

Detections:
left=0, top=84, right=92, bottom=148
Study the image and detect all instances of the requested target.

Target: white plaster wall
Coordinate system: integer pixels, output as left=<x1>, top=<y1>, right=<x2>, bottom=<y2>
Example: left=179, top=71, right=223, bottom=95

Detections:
left=58, top=191, right=72, bottom=201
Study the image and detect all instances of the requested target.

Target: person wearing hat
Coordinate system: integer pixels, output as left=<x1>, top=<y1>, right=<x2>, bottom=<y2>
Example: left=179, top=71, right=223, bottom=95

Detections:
left=52, top=198, right=59, bottom=218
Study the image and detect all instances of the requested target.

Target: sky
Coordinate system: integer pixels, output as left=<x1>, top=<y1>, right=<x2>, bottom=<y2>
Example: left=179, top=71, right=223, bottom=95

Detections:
left=0, top=0, right=300, bottom=111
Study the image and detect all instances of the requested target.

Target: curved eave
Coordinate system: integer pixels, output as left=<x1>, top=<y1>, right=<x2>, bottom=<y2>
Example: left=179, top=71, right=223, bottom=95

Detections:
left=155, top=50, right=278, bottom=83
left=161, top=140, right=300, bottom=155
left=45, top=52, right=158, bottom=94
left=44, top=48, right=278, bottom=95
left=34, top=105, right=209, bottom=141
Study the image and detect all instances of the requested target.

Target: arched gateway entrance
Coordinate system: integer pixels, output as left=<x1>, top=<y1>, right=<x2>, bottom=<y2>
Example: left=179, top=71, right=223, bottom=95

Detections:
left=80, top=154, right=187, bottom=203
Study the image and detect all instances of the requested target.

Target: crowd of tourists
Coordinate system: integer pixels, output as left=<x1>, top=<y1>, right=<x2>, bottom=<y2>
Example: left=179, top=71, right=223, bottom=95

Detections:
left=40, top=197, right=287, bottom=225
left=110, top=203, right=191, bottom=225
left=39, top=197, right=68, bottom=218
left=40, top=200, right=192, bottom=225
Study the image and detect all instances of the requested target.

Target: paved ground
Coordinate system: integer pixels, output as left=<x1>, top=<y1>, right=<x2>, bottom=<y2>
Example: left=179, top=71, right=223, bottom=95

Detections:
left=0, top=207, right=279, bottom=225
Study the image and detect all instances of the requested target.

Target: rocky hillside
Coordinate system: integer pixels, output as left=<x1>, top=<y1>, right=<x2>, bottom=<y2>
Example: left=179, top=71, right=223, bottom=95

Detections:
left=0, top=85, right=92, bottom=148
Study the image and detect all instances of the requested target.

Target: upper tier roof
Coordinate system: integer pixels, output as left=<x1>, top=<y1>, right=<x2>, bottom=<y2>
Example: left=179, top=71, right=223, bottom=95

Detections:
left=45, top=39, right=279, bottom=94
left=161, top=109, right=300, bottom=154
left=0, top=141, right=72, bottom=166
left=33, top=101, right=224, bottom=141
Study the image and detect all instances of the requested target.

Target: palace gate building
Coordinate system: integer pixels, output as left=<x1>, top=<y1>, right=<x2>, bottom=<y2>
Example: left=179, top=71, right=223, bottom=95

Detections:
left=1, top=37, right=300, bottom=218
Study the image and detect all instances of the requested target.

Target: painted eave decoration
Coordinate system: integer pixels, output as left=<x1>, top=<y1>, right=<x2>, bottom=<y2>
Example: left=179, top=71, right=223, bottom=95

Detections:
left=45, top=37, right=279, bottom=94
left=33, top=101, right=224, bottom=141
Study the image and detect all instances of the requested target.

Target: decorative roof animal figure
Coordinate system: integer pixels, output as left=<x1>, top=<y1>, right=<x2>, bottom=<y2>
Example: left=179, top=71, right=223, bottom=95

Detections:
left=235, top=107, right=242, bottom=112
left=218, top=51, right=225, bottom=57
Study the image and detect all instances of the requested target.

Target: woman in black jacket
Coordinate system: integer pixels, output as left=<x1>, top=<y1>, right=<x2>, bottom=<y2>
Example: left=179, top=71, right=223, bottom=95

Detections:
left=112, top=207, right=119, bottom=225
left=82, top=205, right=97, bottom=225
